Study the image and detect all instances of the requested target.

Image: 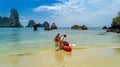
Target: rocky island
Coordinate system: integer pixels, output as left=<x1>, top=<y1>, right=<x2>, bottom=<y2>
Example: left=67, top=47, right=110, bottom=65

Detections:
left=27, top=20, right=36, bottom=27
left=71, top=25, right=88, bottom=30
left=26, top=20, right=58, bottom=31
left=0, top=8, right=23, bottom=27
left=51, top=23, right=58, bottom=29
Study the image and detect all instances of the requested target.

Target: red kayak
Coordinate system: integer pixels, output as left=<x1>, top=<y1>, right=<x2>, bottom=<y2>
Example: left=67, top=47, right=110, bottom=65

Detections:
left=60, top=41, right=72, bottom=51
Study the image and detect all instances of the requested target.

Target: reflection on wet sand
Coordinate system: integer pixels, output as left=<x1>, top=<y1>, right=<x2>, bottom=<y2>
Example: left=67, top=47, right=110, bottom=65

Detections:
left=54, top=50, right=72, bottom=63
left=114, top=48, right=120, bottom=55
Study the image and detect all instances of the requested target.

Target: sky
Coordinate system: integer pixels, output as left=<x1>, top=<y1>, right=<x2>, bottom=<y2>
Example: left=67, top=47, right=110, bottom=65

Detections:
left=0, top=0, right=120, bottom=27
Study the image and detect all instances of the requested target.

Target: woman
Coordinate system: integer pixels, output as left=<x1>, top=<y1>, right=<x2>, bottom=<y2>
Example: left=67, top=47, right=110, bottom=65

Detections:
left=54, top=34, right=61, bottom=46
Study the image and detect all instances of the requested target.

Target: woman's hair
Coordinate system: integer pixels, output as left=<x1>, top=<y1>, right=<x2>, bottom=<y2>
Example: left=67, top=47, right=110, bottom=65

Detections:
left=63, top=35, right=67, bottom=37
left=57, top=34, right=60, bottom=36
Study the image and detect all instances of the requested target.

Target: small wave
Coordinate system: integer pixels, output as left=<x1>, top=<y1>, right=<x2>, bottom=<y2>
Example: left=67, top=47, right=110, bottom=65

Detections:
left=11, top=53, right=31, bottom=56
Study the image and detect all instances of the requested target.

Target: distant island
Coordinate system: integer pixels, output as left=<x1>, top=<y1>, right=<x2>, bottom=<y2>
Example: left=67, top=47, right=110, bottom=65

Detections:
left=71, top=25, right=88, bottom=30
left=0, top=8, right=23, bottom=27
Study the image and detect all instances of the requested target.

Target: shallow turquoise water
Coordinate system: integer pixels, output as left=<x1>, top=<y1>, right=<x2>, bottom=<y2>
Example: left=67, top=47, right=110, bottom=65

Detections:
left=0, top=27, right=120, bottom=56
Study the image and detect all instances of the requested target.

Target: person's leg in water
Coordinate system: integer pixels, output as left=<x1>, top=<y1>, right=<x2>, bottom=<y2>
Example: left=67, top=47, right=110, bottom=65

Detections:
left=59, top=41, right=64, bottom=49
left=55, top=41, right=59, bottom=47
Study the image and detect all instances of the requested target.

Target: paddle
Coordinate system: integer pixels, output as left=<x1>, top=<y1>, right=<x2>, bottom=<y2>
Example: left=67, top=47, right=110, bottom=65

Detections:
left=70, top=44, right=76, bottom=47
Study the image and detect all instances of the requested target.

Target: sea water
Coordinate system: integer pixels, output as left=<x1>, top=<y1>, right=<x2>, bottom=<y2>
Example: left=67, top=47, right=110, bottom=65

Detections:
left=0, top=27, right=120, bottom=56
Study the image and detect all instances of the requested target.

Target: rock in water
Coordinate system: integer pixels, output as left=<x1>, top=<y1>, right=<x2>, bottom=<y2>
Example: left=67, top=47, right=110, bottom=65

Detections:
left=41, top=21, right=50, bottom=28
left=9, top=8, right=23, bottom=27
left=44, top=27, right=51, bottom=31
left=102, top=26, right=107, bottom=29
left=71, top=25, right=88, bottom=30
left=51, top=23, right=58, bottom=29
left=27, top=20, right=36, bottom=27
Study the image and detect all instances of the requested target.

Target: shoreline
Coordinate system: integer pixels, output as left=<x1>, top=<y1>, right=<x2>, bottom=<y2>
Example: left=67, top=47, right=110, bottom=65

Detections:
left=0, top=47, right=120, bottom=67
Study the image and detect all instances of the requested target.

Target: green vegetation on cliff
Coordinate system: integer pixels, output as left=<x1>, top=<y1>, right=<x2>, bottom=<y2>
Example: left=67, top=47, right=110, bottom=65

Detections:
left=111, top=12, right=120, bottom=29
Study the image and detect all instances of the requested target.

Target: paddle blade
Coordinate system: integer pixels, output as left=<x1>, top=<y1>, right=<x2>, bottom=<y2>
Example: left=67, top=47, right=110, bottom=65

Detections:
left=71, top=44, right=76, bottom=47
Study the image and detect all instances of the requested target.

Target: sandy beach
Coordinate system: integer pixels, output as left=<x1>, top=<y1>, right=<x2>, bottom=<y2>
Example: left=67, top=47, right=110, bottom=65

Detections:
left=0, top=47, right=120, bottom=67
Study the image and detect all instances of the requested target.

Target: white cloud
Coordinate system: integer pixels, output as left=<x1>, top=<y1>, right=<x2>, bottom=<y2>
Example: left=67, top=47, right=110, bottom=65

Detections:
left=33, top=0, right=86, bottom=14
left=34, top=5, right=62, bottom=12
left=33, top=0, right=120, bottom=27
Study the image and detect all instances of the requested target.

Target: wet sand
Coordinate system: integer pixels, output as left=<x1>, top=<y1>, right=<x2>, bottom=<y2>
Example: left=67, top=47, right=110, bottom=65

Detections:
left=0, top=47, right=120, bottom=67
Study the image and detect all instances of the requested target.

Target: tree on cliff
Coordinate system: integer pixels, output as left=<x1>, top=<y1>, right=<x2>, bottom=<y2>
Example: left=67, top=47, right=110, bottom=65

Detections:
left=111, top=12, right=120, bottom=29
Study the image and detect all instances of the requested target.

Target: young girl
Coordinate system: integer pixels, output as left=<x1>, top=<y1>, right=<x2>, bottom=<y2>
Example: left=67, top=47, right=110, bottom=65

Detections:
left=59, top=35, right=67, bottom=47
